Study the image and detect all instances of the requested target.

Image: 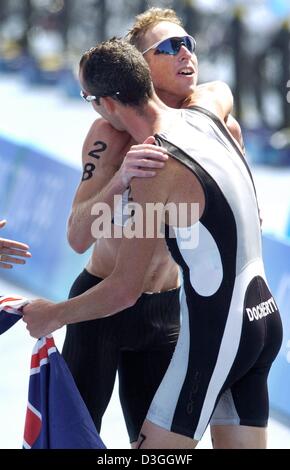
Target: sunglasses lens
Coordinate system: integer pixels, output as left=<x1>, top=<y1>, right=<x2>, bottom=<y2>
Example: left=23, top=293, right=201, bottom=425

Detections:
left=185, top=36, right=195, bottom=53
left=155, top=38, right=174, bottom=55
left=155, top=36, right=195, bottom=55
left=171, top=38, right=184, bottom=54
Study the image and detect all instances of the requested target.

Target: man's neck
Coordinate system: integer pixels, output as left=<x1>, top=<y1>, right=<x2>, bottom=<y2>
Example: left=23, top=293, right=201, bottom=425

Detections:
left=119, top=94, right=179, bottom=143
left=155, top=89, right=185, bottom=109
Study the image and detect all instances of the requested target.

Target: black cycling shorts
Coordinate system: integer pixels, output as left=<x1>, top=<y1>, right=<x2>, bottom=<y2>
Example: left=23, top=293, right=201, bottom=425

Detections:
left=62, top=269, right=180, bottom=443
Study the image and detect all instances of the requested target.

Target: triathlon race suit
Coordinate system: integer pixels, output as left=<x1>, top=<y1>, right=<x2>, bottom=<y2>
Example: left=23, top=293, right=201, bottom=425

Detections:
left=62, top=270, right=180, bottom=443
left=146, top=106, right=283, bottom=440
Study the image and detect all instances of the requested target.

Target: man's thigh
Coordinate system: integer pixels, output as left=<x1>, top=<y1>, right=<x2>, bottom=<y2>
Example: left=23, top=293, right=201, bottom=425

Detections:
left=118, top=347, right=176, bottom=444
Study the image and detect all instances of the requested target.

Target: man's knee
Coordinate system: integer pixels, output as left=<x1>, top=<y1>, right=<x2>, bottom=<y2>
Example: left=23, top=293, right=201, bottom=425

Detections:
left=210, top=424, right=267, bottom=449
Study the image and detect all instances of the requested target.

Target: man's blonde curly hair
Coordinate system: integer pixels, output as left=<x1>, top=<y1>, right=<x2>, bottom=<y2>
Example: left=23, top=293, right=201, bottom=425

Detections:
left=126, top=7, right=183, bottom=51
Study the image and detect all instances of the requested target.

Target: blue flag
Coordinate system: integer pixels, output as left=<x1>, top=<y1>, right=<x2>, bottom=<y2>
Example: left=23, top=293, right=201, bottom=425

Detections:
left=0, top=295, right=106, bottom=449
left=0, top=295, right=24, bottom=333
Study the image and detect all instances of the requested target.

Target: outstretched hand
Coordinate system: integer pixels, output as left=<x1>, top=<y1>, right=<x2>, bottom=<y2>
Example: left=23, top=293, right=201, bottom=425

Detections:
left=0, top=220, right=31, bottom=269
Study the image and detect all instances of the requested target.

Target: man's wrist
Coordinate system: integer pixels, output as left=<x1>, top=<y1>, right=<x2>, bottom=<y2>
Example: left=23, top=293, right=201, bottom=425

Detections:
left=113, top=169, right=129, bottom=193
left=56, top=300, right=71, bottom=329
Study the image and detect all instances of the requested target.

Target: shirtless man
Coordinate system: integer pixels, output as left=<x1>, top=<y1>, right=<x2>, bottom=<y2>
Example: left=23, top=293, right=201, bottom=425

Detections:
left=23, top=36, right=282, bottom=449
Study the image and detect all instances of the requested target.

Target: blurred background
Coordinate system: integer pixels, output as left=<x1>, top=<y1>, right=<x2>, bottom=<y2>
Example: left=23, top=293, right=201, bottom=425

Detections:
left=0, top=0, right=290, bottom=448
left=1, top=0, right=290, bottom=130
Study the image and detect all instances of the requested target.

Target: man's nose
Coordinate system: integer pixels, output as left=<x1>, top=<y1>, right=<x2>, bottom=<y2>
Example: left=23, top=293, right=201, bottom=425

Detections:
left=178, top=44, right=192, bottom=60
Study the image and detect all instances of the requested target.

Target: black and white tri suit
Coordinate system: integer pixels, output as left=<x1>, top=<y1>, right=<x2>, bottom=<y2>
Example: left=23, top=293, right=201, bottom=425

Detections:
left=146, top=106, right=283, bottom=440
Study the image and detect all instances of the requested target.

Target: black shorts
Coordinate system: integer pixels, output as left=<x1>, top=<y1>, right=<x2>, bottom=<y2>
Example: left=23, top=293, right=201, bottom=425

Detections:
left=62, top=269, right=180, bottom=443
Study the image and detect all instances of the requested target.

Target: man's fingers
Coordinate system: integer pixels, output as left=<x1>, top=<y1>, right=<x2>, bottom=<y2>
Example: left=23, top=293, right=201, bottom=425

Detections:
left=0, top=235, right=30, bottom=270
left=0, top=254, right=27, bottom=265
left=142, top=135, right=156, bottom=145
left=0, top=238, right=30, bottom=250
left=0, top=262, right=13, bottom=269
left=122, top=145, right=169, bottom=184
left=130, top=144, right=168, bottom=155
left=130, top=169, right=156, bottom=178
left=0, top=247, right=31, bottom=257
left=128, top=151, right=168, bottom=162
left=134, top=159, right=165, bottom=169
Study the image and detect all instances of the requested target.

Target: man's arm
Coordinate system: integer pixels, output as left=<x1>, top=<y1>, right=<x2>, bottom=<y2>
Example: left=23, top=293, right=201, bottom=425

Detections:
left=193, top=81, right=245, bottom=154
left=209, top=83, right=246, bottom=156
left=224, top=114, right=245, bottom=154
left=67, top=120, right=168, bottom=253
left=23, top=144, right=171, bottom=337
left=201, top=81, right=234, bottom=121
left=67, top=118, right=131, bottom=253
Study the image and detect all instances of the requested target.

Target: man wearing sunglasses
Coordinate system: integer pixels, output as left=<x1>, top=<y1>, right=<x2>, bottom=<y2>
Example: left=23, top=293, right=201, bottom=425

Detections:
left=62, top=7, right=243, bottom=448
left=141, top=34, right=196, bottom=56
left=23, top=36, right=282, bottom=450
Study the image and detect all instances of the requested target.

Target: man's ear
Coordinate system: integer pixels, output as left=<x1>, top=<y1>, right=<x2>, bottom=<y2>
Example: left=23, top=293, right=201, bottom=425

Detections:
left=100, top=96, right=117, bottom=115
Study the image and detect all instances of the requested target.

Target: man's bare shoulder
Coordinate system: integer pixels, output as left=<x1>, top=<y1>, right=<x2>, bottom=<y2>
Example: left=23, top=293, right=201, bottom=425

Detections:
left=86, top=117, right=131, bottom=144
left=83, top=117, right=133, bottom=164
left=184, top=81, right=233, bottom=121
left=130, top=155, right=174, bottom=205
left=197, top=80, right=231, bottom=95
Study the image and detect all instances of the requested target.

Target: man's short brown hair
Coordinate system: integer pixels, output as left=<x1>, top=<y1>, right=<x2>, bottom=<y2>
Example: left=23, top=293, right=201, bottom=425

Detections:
left=126, top=7, right=183, bottom=51
left=80, top=38, right=153, bottom=108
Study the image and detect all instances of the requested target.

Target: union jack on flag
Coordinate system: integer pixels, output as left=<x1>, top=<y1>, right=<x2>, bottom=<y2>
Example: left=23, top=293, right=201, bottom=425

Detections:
left=0, top=295, right=106, bottom=449
left=0, top=295, right=26, bottom=333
